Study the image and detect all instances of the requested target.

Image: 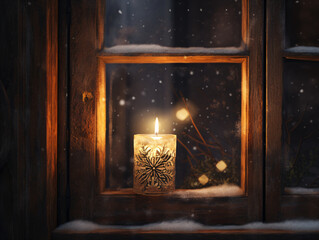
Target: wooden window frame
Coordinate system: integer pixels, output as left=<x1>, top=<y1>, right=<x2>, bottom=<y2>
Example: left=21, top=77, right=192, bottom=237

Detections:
left=265, top=0, right=319, bottom=222
left=60, top=0, right=264, bottom=224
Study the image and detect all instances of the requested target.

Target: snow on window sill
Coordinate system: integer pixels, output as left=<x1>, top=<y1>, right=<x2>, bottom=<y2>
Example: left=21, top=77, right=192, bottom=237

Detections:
left=54, top=219, right=319, bottom=233
left=285, top=187, right=319, bottom=195
left=171, top=184, right=243, bottom=198
left=285, top=46, right=319, bottom=54
left=102, top=44, right=246, bottom=55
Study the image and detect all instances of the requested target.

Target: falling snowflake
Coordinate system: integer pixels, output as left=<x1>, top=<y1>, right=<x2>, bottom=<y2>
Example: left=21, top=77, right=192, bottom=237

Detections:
left=119, top=99, right=125, bottom=106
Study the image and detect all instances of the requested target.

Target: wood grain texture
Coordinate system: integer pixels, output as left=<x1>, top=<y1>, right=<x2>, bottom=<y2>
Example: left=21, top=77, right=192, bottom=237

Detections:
left=266, top=0, right=319, bottom=222
left=241, top=59, right=248, bottom=195
left=0, top=0, right=18, bottom=238
left=57, top=0, right=70, bottom=225
left=242, top=0, right=249, bottom=46
left=96, top=60, right=106, bottom=193
left=96, top=0, right=105, bottom=50
left=16, top=2, right=28, bottom=238
left=281, top=195, right=319, bottom=219
left=0, top=0, right=59, bottom=239
left=18, top=0, right=58, bottom=238
left=247, top=0, right=264, bottom=222
left=53, top=229, right=319, bottom=240
left=91, top=0, right=263, bottom=225
left=265, top=0, right=284, bottom=222
left=69, top=0, right=98, bottom=220
left=93, top=194, right=248, bottom=225
left=99, top=55, right=246, bottom=64
left=46, top=0, right=58, bottom=234
left=284, top=55, right=319, bottom=61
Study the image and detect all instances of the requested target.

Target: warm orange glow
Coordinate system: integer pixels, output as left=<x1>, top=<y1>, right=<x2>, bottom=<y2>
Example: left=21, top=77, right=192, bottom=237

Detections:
left=155, top=117, right=159, bottom=135
left=97, top=60, right=106, bottom=192
left=216, top=160, right=227, bottom=172
left=198, top=174, right=209, bottom=185
left=176, top=108, right=189, bottom=121
left=241, top=59, right=248, bottom=192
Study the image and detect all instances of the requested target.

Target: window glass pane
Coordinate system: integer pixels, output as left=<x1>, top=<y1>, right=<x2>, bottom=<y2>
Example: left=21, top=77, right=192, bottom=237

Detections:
left=285, top=0, right=319, bottom=48
left=105, top=0, right=242, bottom=48
left=105, top=63, right=242, bottom=190
left=283, top=60, right=319, bottom=189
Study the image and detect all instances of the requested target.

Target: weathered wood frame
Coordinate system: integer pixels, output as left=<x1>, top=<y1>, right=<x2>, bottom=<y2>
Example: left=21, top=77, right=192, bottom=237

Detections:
left=265, top=0, right=319, bottom=222
left=64, top=0, right=264, bottom=224
left=1, top=0, right=58, bottom=238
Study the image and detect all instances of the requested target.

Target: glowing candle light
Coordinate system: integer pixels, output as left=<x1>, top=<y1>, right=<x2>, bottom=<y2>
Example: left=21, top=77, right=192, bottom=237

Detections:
left=133, top=118, right=176, bottom=194
left=155, top=117, right=159, bottom=135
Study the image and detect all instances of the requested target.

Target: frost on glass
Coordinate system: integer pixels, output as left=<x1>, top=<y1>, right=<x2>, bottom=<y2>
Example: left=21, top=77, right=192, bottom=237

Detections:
left=285, top=0, right=319, bottom=48
left=283, top=60, right=319, bottom=188
left=105, top=63, right=241, bottom=190
left=105, top=0, right=242, bottom=48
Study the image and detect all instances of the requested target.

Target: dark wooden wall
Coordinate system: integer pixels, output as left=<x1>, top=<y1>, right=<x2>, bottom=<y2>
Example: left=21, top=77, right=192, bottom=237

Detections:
left=0, top=0, right=18, bottom=239
left=0, top=0, right=58, bottom=239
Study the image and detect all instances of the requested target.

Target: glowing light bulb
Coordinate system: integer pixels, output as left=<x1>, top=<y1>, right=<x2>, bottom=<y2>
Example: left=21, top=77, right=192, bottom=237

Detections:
left=216, top=160, right=227, bottom=172
left=155, top=117, right=159, bottom=135
left=198, top=174, right=209, bottom=185
left=176, top=108, right=189, bottom=121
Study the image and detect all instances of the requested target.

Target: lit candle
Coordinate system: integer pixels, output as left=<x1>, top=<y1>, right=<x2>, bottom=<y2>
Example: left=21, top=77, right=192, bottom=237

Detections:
left=134, top=117, right=176, bottom=194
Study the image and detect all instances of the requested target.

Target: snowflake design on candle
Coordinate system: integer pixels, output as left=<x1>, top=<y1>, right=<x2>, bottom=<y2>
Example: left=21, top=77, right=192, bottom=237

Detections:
left=135, top=146, right=175, bottom=192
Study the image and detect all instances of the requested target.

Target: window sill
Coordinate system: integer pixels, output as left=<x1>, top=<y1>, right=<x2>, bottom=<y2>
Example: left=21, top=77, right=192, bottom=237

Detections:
left=52, top=228, right=319, bottom=240
left=101, top=185, right=244, bottom=198
left=53, top=220, right=319, bottom=240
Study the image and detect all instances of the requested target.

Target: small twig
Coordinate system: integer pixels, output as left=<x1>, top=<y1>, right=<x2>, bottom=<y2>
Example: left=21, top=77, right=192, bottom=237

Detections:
left=209, top=133, right=232, bottom=158
left=179, top=92, right=207, bottom=145
left=194, top=153, right=207, bottom=156
left=177, top=138, right=200, bottom=164
left=196, top=144, right=215, bottom=161
left=182, top=132, right=219, bottom=149
left=186, top=155, right=195, bottom=170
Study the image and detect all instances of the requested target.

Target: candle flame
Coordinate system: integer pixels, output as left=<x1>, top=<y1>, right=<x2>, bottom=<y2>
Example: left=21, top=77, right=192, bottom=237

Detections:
left=155, top=117, right=159, bottom=135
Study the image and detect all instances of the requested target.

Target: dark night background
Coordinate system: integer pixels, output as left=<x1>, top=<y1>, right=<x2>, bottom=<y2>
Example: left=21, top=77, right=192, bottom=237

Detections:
left=0, top=0, right=319, bottom=239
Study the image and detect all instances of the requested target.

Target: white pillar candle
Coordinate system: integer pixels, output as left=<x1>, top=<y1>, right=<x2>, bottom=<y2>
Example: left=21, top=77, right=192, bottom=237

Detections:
left=133, top=118, right=176, bottom=194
